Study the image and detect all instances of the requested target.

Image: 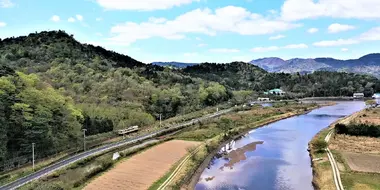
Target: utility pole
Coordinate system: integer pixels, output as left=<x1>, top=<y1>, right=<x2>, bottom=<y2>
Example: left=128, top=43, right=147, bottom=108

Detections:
left=32, top=143, right=35, bottom=171
left=159, top=114, right=162, bottom=128
left=83, top=129, right=87, bottom=151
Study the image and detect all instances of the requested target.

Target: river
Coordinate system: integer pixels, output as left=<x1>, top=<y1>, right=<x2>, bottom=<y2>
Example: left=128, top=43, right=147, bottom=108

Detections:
left=195, top=101, right=365, bottom=190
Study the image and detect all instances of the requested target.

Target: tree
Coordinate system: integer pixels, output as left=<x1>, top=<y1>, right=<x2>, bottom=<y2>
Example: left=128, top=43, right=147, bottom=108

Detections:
left=219, top=118, right=235, bottom=138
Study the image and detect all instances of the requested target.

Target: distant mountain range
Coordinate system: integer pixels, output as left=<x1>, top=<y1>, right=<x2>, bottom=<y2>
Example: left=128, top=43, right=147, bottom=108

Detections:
left=152, top=54, right=380, bottom=78
left=250, top=54, right=380, bottom=78
left=151, top=62, right=197, bottom=68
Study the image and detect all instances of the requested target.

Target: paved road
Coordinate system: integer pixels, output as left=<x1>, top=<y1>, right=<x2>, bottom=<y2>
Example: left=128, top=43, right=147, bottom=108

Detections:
left=0, top=108, right=233, bottom=190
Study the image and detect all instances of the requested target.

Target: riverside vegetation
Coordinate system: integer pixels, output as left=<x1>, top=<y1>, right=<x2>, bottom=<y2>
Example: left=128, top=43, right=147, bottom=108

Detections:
left=1, top=30, right=380, bottom=173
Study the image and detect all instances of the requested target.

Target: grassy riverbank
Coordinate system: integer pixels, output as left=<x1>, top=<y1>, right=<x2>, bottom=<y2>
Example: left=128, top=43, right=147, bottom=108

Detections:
left=310, top=107, right=380, bottom=190
left=150, top=102, right=324, bottom=189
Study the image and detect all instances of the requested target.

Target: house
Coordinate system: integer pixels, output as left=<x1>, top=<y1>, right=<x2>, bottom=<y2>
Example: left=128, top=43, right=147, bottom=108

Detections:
left=373, top=93, right=380, bottom=99
left=268, top=89, right=286, bottom=96
left=353, top=93, right=365, bottom=99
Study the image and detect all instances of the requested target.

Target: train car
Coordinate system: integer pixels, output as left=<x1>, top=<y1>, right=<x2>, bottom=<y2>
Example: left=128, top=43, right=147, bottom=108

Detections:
left=117, top=126, right=139, bottom=135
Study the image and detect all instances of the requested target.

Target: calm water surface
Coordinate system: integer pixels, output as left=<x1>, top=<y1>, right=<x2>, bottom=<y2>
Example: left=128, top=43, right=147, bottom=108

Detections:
left=195, top=101, right=365, bottom=190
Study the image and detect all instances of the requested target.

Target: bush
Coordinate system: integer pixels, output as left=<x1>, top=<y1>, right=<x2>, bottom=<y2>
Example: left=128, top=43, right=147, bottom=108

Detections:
left=336, top=123, right=380, bottom=137
left=72, top=159, right=114, bottom=188
left=312, top=140, right=327, bottom=153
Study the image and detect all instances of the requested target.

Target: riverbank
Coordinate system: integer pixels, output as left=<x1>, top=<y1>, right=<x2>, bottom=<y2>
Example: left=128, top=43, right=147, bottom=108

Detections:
left=159, top=102, right=331, bottom=189
left=310, top=106, right=380, bottom=190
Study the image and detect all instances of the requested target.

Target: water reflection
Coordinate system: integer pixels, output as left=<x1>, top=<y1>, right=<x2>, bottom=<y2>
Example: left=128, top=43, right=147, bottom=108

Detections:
left=220, top=141, right=264, bottom=171
left=261, top=103, right=273, bottom=107
left=195, top=101, right=366, bottom=190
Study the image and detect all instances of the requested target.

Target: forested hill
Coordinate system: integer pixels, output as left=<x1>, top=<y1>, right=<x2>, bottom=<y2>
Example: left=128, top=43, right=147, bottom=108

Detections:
left=0, top=30, right=145, bottom=69
left=183, top=62, right=380, bottom=98
left=183, top=62, right=268, bottom=90
left=0, top=31, right=231, bottom=164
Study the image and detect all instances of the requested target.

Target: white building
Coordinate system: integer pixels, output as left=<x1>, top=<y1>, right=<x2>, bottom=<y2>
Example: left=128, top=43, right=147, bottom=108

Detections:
left=353, top=93, right=364, bottom=99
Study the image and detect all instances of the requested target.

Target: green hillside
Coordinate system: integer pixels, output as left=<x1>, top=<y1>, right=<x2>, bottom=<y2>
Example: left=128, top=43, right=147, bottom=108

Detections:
left=1, top=30, right=380, bottom=165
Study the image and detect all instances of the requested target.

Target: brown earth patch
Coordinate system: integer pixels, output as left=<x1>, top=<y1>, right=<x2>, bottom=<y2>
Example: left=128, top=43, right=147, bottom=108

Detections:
left=329, top=134, right=380, bottom=154
left=342, top=152, right=380, bottom=173
left=84, top=140, right=200, bottom=190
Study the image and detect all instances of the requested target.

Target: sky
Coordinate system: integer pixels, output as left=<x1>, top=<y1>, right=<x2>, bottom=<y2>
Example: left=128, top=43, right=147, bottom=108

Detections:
left=1, top=0, right=380, bottom=63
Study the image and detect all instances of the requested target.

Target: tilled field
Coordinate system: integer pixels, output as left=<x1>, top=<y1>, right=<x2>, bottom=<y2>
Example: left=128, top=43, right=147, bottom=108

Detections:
left=342, top=152, right=380, bottom=173
left=84, top=140, right=200, bottom=190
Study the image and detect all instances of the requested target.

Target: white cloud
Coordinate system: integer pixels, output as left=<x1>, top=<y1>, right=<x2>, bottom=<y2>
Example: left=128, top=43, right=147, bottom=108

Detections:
left=184, top=52, right=198, bottom=56
left=268, top=9, right=278, bottom=14
left=307, top=28, right=319, bottom=34
left=341, top=48, right=349, bottom=52
left=313, top=39, right=359, bottom=47
left=251, top=43, right=308, bottom=52
left=313, top=27, right=380, bottom=48
left=76, top=15, right=83, bottom=21
left=148, top=17, right=167, bottom=24
left=284, top=43, right=308, bottom=49
left=251, top=46, right=280, bottom=52
left=359, top=27, right=380, bottom=41
left=198, top=43, right=207, bottom=47
left=328, top=23, right=355, bottom=33
left=108, top=6, right=299, bottom=45
left=50, top=15, right=60, bottom=22
left=96, top=0, right=200, bottom=11
left=209, top=48, right=240, bottom=53
left=95, top=32, right=103, bottom=36
left=68, top=17, right=76, bottom=22
left=269, top=34, right=285, bottom=40
left=281, top=0, right=380, bottom=21
left=0, top=0, right=14, bottom=8
left=96, top=17, right=103, bottom=21
left=0, top=22, right=6, bottom=27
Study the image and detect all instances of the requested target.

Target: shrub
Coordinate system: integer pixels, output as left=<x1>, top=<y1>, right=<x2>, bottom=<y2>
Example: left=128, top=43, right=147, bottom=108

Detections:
left=336, top=123, right=380, bottom=137
left=312, top=140, right=327, bottom=153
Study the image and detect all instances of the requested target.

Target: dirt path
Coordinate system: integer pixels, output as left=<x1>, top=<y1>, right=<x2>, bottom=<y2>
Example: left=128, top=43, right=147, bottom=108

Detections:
left=84, top=140, right=200, bottom=190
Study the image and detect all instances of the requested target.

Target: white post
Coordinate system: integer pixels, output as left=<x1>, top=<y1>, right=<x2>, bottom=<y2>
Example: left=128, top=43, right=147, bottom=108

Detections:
left=159, top=114, right=162, bottom=127
left=83, top=129, right=87, bottom=151
left=32, top=143, right=35, bottom=171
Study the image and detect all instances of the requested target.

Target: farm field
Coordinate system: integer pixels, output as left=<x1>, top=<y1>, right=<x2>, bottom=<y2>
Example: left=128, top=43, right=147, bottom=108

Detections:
left=329, top=107, right=380, bottom=190
left=342, top=152, right=380, bottom=173
left=84, top=140, right=200, bottom=190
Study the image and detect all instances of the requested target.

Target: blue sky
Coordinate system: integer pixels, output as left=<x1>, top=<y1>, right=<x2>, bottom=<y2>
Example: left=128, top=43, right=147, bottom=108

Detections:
left=1, top=0, right=380, bottom=63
